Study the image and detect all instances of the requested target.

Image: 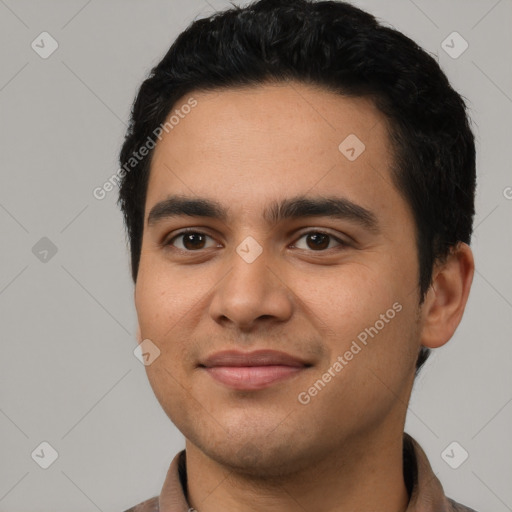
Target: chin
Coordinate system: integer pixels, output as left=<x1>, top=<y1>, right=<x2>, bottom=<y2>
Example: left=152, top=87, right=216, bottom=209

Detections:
left=189, top=429, right=319, bottom=479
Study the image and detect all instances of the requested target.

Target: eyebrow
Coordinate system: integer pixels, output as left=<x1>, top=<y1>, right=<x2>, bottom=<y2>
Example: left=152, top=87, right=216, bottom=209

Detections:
left=147, top=194, right=380, bottom=233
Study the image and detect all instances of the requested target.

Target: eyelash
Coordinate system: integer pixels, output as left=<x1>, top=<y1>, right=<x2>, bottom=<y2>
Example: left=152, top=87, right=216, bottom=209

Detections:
left=163, top=228, right=349, bottom=253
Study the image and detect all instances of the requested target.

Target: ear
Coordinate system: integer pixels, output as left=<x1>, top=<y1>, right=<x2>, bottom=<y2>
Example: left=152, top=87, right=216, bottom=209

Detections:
left=419, top=242, right=474, bottom=349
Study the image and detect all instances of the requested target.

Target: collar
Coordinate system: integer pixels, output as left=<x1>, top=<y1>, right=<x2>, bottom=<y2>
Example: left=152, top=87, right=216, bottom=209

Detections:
left=129, top=433, right=474, bottom=511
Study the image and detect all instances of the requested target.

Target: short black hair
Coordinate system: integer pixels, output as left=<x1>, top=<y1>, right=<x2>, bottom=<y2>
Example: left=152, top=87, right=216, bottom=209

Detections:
left=117, top=0, right=476, bottom=374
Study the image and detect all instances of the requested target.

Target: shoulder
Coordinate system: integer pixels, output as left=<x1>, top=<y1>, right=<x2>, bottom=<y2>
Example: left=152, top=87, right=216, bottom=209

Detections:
left=448, top=497, right=480, bottom=512
left=123, top=496, right=159, bottom=512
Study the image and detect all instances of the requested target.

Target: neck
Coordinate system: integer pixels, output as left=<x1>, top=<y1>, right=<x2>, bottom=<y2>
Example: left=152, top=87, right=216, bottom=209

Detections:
left=184, top=428, right=409, bottom=512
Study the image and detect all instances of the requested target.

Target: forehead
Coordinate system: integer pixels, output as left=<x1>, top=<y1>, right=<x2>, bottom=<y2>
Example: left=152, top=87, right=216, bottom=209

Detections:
left=145, top=81, right=407, bottom=229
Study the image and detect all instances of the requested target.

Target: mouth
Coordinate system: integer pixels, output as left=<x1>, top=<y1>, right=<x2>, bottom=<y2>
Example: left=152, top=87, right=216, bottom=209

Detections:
left=199, top=349, right=312, bottom=391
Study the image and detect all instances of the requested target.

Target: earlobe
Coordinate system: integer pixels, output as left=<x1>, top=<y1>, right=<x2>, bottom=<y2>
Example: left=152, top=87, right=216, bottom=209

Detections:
left=420, top=242, right=475, bottom=349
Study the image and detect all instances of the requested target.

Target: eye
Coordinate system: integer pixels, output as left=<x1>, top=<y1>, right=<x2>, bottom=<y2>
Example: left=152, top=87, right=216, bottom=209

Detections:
left=292, top=230, right=347, bottom=251
left=164, top=229, right=348, bottom=253
left=165, top=230, right=219, bottom=251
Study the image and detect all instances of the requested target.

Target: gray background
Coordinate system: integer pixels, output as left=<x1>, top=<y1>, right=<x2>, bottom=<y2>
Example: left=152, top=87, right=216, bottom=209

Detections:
left=0, top=0, right=511, bottom=510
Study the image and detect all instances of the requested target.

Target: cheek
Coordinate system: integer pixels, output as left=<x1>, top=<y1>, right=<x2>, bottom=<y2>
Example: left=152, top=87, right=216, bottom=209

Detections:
left=144, top=361, right=201, bottom=438
left=135, top=265, right=198, bottom=419
left=135, top=257, right=207, bottom=338
left=134, top=258, right=217, bottom=385
left=295, top=263, right=399, bottom=330
left=294, top=261, right=418, bottom=373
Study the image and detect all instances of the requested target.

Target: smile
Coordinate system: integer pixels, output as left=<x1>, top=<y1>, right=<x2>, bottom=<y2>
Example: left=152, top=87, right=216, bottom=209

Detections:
left=203, top=365, right=306, bottom=390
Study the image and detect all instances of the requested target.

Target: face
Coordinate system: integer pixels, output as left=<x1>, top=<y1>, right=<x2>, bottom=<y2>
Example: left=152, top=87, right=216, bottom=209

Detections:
left=135, top=81, right=424, bottom=476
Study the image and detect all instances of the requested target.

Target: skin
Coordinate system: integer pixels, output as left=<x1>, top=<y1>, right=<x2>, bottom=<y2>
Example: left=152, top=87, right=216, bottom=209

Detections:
left=134, top=81, right=474, bottom=512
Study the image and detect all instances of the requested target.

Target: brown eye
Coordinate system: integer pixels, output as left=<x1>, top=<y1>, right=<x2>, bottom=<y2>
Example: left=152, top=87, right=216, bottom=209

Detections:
left=306, top=232, right=330, bottom=250
left=293, top=231, right=346, bottom=251
left=167, top=231, right=217, bottom=251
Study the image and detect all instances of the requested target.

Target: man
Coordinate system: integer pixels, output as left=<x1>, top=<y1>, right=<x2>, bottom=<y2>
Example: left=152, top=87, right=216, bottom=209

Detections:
left=118, top=0, right=477, bottom=510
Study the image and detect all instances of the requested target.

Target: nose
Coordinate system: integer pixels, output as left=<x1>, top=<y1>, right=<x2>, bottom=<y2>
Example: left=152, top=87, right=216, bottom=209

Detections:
left=208, top=243, right=294, bottom=332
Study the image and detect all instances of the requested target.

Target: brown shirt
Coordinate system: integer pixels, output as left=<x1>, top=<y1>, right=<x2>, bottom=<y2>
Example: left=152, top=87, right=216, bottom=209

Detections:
left=124, top=433, right=478, bottom=512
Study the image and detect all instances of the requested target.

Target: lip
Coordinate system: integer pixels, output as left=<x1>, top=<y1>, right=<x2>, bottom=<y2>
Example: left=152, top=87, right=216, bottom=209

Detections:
left=200, top=349, right=310, bottom=368
left=199, top=350, right=311, bottom=390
